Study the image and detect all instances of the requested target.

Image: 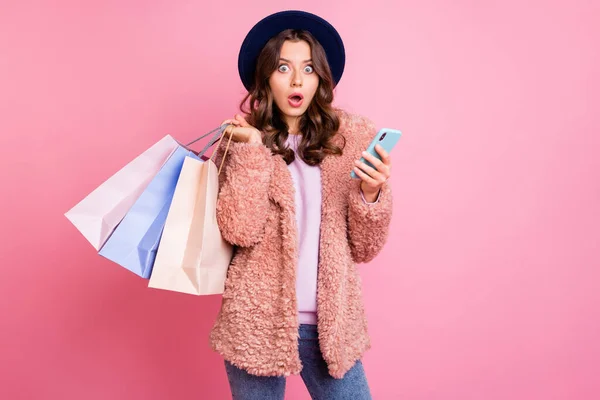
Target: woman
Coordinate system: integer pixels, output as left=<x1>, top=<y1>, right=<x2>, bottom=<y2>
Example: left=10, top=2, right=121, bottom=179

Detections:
left=209, top=10, right=393, bottom=400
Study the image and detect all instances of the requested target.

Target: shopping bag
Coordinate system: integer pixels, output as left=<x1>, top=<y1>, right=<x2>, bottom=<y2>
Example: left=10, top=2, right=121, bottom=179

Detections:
left=148, top=127, right=235, bottom=295
left=64, top=135, right=180, bottom=250
left=98, top=147, right=200, bottom=278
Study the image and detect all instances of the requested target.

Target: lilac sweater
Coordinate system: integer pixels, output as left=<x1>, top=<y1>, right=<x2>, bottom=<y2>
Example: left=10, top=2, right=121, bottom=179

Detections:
left=285, top=134, right=380, bottom=325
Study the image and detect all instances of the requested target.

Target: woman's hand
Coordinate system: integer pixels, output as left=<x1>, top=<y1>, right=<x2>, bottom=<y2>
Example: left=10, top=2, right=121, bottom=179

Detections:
left=353, top=144, right=392, bottom=201
left=220, top=114, right=262, bottom=144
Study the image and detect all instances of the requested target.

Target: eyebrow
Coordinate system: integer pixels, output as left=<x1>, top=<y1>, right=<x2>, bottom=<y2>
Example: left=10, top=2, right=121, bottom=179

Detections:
left=279, top=57, right=313, bottom=63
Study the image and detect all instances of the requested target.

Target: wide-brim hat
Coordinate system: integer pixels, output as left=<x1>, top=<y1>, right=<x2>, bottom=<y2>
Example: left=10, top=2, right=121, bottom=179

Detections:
left=237, top=10, right=346, bottom=91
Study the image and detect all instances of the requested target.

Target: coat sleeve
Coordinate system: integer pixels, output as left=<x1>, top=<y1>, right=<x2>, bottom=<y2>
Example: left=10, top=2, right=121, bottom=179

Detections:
left=346, top=115, right=394, bottom=263
left=212, top=138, right=273, bottom=247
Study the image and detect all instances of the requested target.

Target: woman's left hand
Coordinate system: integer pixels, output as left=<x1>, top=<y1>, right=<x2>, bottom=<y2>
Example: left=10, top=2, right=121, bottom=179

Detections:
left=353, top=144, right=392, bottom=201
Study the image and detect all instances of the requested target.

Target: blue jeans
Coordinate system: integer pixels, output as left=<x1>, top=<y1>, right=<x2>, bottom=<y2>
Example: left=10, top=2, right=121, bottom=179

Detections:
left=224, top=324, right=372, bottom=400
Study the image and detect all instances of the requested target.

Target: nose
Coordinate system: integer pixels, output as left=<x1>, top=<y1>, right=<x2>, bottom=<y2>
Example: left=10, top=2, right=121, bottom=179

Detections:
left=291, top=69, right=303, bottom=87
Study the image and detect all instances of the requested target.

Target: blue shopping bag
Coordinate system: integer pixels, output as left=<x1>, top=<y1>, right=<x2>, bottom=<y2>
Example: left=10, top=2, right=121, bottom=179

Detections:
left=98, top=126, right=225, bottom=278
left=98, top=147, right=199, bottom=277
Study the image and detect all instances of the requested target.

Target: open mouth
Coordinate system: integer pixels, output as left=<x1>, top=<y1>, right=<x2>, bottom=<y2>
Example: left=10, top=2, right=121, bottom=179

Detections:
left=288, top=94, right=304, bottom=107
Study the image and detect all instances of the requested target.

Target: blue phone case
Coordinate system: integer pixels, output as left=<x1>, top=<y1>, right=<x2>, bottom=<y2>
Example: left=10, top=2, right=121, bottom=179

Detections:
left=351, top=128, right=402, bottom=179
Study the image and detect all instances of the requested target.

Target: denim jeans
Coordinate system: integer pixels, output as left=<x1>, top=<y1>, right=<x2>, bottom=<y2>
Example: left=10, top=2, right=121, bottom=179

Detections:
left=224, top=324, right=372, bottom=400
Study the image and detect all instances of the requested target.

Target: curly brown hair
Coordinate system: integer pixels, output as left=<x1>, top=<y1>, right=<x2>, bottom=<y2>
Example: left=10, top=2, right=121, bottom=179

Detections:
left=238, top=29, right=346, bottom=166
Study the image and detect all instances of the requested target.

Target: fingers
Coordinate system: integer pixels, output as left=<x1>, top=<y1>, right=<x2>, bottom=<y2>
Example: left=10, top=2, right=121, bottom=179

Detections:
left=234, top=114, right=250, bottom=127
left=353, top=164, right=377, bottom=185
left=374, top=144, right=391, bottom=166
left=221, top=115, right=254, bottom=143
left=223, top=124, right=235, bottom=138
left=361, top=148, right=390, bottom=169
left=221, top=117, right=243, bottom=125
left=360, top=150, right=391, bottom=178
left=221, top=120, right=237, bottom=130
left=354, top=159, right=384, bottom=181
left=360, top=151, right=383, bottom=169
left=220, top=118, right=240, bottom=142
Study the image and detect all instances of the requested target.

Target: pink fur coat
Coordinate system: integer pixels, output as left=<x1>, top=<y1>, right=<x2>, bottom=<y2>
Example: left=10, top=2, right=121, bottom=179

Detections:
left=208, top=109, right=393, bottom=379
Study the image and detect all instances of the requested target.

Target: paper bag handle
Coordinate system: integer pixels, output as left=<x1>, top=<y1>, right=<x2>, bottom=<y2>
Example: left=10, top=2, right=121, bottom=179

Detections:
left=209, top=125, right=235, bottom=176
left=186, top=125, right=225, bottom=155
left=185, top=124, right=235, bottom=177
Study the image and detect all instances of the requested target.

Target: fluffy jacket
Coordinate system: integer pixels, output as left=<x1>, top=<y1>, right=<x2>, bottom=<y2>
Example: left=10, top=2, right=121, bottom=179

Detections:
left=208, top=109, right=393, bottom=379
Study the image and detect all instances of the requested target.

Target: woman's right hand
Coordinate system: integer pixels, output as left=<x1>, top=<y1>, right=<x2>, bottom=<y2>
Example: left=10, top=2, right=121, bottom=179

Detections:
left=220, top=114, right=262, bottom=144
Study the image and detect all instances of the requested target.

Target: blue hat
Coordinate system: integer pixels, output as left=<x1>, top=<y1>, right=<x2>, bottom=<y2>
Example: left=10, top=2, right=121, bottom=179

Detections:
left=238, top=10, right=346, bottom=91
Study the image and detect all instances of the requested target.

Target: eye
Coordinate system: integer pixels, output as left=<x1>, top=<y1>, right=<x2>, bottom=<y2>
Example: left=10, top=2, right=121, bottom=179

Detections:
left=278, top=64, right=290, bottom=72
left=304, top=65, right=314, bottom=73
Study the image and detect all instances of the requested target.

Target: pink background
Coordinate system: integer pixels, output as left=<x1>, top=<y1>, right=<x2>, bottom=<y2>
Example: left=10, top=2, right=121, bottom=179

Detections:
left=1, top=1, right=598, bottom=399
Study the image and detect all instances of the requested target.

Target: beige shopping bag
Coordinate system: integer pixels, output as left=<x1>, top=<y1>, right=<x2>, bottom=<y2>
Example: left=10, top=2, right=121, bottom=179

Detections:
left=148, top=129, right=235, bottom=295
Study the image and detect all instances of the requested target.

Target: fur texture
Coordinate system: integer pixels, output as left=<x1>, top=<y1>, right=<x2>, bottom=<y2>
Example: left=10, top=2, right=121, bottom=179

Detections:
left=209, top=109, right=393, bottom=379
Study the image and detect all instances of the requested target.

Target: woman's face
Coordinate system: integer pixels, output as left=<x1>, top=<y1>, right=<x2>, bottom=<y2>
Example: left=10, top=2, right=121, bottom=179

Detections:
left=268, top=40, right=319, bottom=129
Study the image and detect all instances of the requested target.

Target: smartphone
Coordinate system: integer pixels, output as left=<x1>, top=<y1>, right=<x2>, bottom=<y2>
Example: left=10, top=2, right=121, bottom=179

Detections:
left=351, top=128, right=402, bottom=179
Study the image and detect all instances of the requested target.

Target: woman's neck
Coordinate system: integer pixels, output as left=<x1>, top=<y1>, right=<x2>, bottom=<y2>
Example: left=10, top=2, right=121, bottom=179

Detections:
left=285, top=115, right=301, bottom=135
